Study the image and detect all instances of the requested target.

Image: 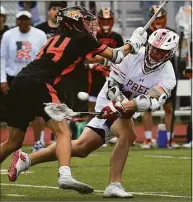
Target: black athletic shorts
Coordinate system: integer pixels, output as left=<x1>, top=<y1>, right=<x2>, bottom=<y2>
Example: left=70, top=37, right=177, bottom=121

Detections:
left=6, top=77, right=60, bottom=132
left=165, top=87, right=175, bottom=104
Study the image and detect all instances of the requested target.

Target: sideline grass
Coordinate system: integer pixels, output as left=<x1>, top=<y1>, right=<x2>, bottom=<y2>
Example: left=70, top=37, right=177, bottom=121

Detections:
left=0, top=146, right=192, bottom=201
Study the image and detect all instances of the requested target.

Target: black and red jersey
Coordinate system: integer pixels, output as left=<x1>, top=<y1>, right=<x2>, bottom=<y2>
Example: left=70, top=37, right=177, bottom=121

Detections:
left=97, top=31, right=124, bottom=48
left=89, top=31, right=124, bottom=97
left=17, top=30, right=107, bottom=86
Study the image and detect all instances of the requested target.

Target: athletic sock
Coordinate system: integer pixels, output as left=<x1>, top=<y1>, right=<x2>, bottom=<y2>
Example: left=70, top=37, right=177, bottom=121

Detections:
left=59, top=166, right=72, bottom=177
left=167, top=132, right=174, bottom=141
left=144, top=131, right=152, bottom=140
left=40, top=131, right=45, bottom=145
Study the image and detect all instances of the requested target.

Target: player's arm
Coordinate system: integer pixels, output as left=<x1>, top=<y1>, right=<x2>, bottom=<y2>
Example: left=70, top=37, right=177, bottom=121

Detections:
left=87, top=27, right=147, bottom=65
left=0, top=33, right=9, bottom=94
left=98, top=85, right=168, bottom=119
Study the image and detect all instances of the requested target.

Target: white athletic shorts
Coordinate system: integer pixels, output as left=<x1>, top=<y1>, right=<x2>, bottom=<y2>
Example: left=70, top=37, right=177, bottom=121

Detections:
left=87, top=89, right=112, bottom=135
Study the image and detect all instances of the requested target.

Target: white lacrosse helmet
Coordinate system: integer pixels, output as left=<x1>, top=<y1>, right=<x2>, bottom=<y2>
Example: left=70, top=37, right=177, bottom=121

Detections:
left=144, top=29, right=179, bottom=73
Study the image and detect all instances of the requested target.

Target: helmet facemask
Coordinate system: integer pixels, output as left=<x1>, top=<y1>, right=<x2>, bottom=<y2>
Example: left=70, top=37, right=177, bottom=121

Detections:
left=82, top=17, right=98, bottom=39
left=144, top=43, right=174, bottom=73
left=97, top=8, right=114, bottom=34
left=98, top=17, right=114, bottom=34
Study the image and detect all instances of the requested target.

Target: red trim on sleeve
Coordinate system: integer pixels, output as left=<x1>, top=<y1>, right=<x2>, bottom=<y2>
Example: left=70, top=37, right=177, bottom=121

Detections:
left=86, top=44, right=107, bottom=60
left=46, top=84, right=60, bottom=104
left=54, top=57, right=83, bottom=85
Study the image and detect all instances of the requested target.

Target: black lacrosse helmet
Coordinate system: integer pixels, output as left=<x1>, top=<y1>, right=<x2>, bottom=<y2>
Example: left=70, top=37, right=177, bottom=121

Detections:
left=57, top=6, right=98, bottom=38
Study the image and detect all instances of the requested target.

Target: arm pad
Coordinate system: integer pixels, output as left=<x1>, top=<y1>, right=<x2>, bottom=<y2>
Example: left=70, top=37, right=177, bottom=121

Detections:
left=133, top=94, right=160, bottom=112
left=111, top=48, right=125, bottom=64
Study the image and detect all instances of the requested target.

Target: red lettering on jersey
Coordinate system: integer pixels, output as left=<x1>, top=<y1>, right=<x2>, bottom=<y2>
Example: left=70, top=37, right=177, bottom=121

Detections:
left=47, top=36, right=71, bottom=62
left=35, top=36, right=71, bottom=62
left=35, top=37, right=53, bottom=60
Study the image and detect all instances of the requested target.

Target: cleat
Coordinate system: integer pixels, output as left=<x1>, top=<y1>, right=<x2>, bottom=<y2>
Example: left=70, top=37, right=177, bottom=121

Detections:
left=101, top=143, right=108, bottom=148
left=140, top=138, right=157, bottom=149
left=109, top=137, right=118, bottom=144
left=8, top=150, right=30, bottom=182
left=32, top=140, right=45, bottom=153
left=58, top=175, right=94, bottom=194
left=182, top=141, right=192, bottom=148
left=167, top=140, right=180, bottom=149
left=103, top=183, right=133, bottom=198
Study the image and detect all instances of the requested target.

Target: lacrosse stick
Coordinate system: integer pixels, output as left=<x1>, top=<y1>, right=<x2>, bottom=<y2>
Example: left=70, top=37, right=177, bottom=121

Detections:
left=44, top=103, right=102, bottom=121
left=140, top=0, right=169, bottom=35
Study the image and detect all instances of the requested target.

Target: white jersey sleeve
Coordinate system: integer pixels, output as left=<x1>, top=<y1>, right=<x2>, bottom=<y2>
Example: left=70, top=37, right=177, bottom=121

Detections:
left=0, top=32, right=9, bottom=83
left=36, top=29, right=47, bottom=49
left=109, top=54, right=133, bottom=84
left=156, top=61, right=176, bottom=96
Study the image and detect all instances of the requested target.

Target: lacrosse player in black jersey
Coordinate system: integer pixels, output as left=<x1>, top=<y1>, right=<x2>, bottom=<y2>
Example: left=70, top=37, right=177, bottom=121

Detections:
left=1, top=6, right=147, bottom=193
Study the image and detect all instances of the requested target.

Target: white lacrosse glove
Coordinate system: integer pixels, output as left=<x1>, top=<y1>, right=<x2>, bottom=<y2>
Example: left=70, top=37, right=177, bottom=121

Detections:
left=105, top=86, right=128, bottom=102
left=126, top=27, right=147, bottom=54
left=44, top=103, right=76, bottom=121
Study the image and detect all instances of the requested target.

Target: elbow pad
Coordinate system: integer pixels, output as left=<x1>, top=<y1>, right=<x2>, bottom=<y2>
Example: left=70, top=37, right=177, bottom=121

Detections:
left=111, top=48, right=125, bottom=64
left=133, top=95, right=160, bottom=112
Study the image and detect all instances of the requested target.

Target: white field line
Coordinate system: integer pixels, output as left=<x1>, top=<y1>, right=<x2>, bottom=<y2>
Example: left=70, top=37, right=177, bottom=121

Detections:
left=145, top=155, right=191, bottom=160
left=1, top=183, right=191, bottom=199
left=4, top=194, right=27, bottom=197
left=0, top=169, right=33, bottom=175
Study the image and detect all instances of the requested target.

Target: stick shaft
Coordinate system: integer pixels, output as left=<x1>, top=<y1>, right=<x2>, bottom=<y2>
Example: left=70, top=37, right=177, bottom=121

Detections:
left=140, top=0, right=169, bottom=35
left=74, top=112, right=102, bottom=116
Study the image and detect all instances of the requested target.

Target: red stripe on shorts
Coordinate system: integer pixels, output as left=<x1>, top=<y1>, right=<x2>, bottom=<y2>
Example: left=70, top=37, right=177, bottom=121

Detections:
left=46, top=84, right=60, bottom=103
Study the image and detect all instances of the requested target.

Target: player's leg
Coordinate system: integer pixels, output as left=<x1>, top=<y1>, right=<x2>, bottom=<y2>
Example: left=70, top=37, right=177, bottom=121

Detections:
left=0, top=127, right=25, bottom=163
left=0, top=77, right=31, bottom=164
left=46, top=114, right=94, bottom=193
left=103, top=118, right=135, bottom=198
left=9, top=126, right=104, bottom=174
left=163, top=101, right=179, bottom=148
left=31, top=117, right=45, bottom=152
left=141, top=111, right=154, bottom=149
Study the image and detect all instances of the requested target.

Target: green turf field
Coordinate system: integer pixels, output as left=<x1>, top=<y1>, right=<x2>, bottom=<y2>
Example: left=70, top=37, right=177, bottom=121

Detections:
left=0, top=146, right=192, bottom=201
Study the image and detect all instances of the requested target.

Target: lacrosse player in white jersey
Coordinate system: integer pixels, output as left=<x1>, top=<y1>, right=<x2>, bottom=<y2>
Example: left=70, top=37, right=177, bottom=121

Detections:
left=7, top=29, right=179, bottom=198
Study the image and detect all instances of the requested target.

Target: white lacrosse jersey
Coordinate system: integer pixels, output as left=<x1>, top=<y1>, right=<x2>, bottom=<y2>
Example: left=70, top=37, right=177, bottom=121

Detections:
left=87, top=48, right=176, bottom=134
left=1, top=26, right=47, bottom=82
left=99, top=47, right=176, bottom=100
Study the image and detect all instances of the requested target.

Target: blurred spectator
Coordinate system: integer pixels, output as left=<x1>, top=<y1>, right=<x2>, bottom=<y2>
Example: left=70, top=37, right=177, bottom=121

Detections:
left=0, top=6, right=9, bottom=122
left=175, top=2, right=192, bottom=77
left=0, top=6, right=9, bottom=43
left=18, top=1, right=40, bottom=25
left=175, top=2, right=192, bottom=108
left=140, top=5, right=180, bottom=149
left=0, top=10, right=47, bottom=151
left=36, top=1, right=67, bottom=38
left=176, top=2, right=192, bottom=149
